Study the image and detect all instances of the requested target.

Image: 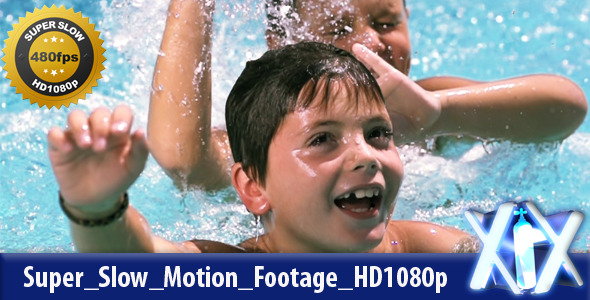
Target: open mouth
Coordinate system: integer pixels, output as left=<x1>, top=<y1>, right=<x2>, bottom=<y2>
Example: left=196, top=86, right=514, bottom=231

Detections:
left=334, top=188, right=382, bottom=219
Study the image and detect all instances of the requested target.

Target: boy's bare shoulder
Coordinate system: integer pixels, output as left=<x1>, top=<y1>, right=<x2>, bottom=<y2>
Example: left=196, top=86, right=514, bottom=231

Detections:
left=377, top=220, right=413, bottom=253
left=189, top=239, right=247, bottom=253
left=385, top=220, right=480, bottom=253
left=186, top=237, right=271, bottom=253
left=237, top=236, right=271, bottom=253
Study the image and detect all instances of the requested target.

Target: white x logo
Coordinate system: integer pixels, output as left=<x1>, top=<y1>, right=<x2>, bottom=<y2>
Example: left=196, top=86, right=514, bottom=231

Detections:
left=523, top=202, right=584, bottom=293
left=466, top=202, right=521, bottom=293
left=465, top=201, right=584, bottom=294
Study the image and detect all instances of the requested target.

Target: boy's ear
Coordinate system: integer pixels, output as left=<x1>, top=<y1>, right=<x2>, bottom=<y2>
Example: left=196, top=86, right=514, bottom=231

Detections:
left=265, top=30, right=282, bottom=50
left=231, top=163, right=270, bottom=215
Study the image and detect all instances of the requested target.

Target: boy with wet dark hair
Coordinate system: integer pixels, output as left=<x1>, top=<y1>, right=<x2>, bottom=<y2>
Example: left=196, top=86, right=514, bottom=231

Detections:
left=226, top=41, right=383, bottom=185
left=48, top=41, right=475, bottom=253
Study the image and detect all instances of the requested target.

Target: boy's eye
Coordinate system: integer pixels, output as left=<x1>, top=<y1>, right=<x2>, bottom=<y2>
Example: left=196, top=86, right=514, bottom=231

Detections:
left=367, top=127, right=394, bottom=148
left=332, top=25, right=353, bottom=36
left=326, top=18, right=353, bottom=37
left=372, top=21, right=399, bottom=33
left=309, top=132, right=335, bottom=147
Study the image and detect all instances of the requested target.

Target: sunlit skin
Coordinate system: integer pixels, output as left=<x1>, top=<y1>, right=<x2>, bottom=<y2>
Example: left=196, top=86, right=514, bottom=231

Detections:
left=252, top=81, right=404, bottom=253
left=271, top=0, right=412, bottom=75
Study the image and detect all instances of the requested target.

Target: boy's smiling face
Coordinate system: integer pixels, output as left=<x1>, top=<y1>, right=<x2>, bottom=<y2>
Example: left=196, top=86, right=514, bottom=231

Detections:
left=259, top=80, right=404, bottom=252
left=269, top=0, right=411, bottom=75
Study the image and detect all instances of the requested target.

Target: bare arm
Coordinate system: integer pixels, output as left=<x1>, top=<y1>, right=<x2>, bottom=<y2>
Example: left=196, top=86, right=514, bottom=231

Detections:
left=148, top=0, right=231, bottom=190
left=352, top=44, right=587, bottom=144
left=428, top=75, right=587, bottom=142
left=48, top=106, right=200, bottom=253
left=69, top=206, right=185, bottom=253
left=416, top=76, right=483, bottom=91
left=69, top=206, right=202, bottom=253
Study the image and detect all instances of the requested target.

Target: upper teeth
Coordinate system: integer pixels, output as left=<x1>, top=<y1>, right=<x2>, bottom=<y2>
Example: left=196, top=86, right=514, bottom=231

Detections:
left=337, top=188, right=380, bottom=199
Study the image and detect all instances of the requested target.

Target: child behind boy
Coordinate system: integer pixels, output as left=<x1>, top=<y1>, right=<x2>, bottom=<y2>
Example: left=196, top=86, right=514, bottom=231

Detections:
left=149, top=0, right=587, bottom=190
left=48, top=41, right=476, bottom=253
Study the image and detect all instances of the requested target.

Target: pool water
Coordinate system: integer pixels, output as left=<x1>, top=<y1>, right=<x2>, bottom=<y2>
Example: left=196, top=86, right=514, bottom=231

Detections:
left=0, top=0, right=589, bottom=252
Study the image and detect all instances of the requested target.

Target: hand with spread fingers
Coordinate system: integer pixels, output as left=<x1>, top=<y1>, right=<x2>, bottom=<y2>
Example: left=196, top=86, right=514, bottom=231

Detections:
left=352, top=43, right=442, bottom=144
left=47, top=106, right=149, bottom=218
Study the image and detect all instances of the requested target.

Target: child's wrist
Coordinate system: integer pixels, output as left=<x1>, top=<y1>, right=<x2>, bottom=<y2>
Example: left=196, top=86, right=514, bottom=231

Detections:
left=426, top=91, right=449, bottom=136
left=59, top=192, right=129, bottom=227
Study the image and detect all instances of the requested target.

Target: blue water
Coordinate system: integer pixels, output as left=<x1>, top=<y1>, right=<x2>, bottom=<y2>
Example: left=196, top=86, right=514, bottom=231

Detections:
left=0, top=0, right=589, bottom=252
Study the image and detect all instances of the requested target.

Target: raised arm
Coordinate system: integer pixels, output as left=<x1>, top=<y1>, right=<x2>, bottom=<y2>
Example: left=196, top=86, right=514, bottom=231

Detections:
left=416, top=76, right=483, bottom=91
left=352, top=44, right=587, bottom=144
left=428, top=75, right=587, bottom=142
left=148, top=0, right=231, bottom=190
left=48, top=106, right=200, bottom=253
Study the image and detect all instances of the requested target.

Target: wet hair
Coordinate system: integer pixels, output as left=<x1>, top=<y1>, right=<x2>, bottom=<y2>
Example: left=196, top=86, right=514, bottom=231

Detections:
left=265, top=0, right=407, bottom=36
left=225, top=41, right=384, bottom=185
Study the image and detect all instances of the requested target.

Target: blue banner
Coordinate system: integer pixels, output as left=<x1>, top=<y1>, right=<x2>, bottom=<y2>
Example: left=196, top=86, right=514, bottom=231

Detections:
left=1, top=253, right=588, bottom=299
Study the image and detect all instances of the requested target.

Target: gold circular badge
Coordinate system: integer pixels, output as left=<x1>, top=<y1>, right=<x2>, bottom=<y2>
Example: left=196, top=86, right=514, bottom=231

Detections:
left=2, top=5, right=106, bottom=109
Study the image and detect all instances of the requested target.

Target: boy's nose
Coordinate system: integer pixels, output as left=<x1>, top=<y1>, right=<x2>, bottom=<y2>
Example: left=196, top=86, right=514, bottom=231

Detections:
left=346, top=138, right=380, bottom=174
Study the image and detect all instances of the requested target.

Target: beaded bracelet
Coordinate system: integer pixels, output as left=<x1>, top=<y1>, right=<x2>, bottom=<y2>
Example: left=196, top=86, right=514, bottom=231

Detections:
left=59, top=192, right=129, bottom=227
